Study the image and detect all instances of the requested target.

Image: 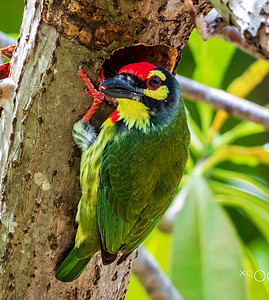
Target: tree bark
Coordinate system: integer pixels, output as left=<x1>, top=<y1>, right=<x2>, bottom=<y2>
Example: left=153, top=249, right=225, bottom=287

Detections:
left=208, top=0, right=269, bottom=61
left=0, top=0, right=210, bottom=299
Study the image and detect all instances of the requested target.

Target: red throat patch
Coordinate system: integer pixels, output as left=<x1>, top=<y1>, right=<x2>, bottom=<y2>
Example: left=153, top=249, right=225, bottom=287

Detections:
left=109, top=109, right=120, bottom=123
left=118, top=62, right=157, bottom=81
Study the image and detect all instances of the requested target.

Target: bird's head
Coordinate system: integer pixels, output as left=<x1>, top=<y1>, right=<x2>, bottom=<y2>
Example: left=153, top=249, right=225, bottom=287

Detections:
left=99, top=62, right=184, bottom=130
left=100, top=62, right=182, bottom=109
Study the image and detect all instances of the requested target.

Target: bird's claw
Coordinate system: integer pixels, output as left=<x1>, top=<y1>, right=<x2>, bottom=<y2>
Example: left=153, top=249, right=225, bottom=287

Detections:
left=78, top=67, right=105, bottom=123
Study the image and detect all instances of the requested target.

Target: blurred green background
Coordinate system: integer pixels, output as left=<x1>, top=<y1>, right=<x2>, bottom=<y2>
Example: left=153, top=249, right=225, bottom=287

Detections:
left=2, top=3, right=269, bottom=300
left=0, top=1, right=24, bottom=34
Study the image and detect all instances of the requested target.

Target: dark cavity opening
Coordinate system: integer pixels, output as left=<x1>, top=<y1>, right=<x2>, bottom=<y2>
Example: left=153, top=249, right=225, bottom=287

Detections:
left=102, top=44, right=179, bottom=80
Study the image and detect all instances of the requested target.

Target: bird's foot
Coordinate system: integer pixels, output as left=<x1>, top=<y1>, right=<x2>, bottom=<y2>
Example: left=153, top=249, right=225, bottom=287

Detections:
left=78, top=67, right=105, bottom=123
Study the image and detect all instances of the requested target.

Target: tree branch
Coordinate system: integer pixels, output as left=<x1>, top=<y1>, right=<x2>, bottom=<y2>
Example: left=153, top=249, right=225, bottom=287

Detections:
left=133, top=246, right=184, bottom=300
left=177, top=75, right=269, bottom=130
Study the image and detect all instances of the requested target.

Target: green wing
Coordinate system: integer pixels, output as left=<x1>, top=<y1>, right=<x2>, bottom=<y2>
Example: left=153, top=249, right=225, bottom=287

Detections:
left=97, top=128, right=186, bottom=255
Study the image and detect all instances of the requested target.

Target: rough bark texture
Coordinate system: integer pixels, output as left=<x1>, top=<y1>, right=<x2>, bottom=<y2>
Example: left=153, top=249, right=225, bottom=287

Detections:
left=0, top=0, right=211, bottom=299
left=209, top=0, right=269, bottom=61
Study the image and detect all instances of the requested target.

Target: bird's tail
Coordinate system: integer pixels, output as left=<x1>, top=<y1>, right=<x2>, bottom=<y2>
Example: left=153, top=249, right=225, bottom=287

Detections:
left=55, top=249, right=91, bottom=282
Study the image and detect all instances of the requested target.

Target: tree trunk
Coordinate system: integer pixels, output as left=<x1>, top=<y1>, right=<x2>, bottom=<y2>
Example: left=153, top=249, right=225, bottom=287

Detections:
left=0, top=0, right=210, bottom=299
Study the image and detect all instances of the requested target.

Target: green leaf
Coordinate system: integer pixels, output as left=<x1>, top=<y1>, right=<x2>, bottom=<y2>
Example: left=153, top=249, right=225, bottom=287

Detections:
left=171, top=175, right=246, bottom=300
left=188, top=30, right=236, bottom=89
left=213, top=122, right=265, bottom=149
left=211, top=180, right=269, bottom=242
left=211, top=168, right=269, bottom=201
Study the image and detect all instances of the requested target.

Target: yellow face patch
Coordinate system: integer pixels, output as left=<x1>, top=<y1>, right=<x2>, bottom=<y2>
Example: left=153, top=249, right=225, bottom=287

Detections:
left=143, top=70, right=168, bottom=100
left=148, top=70, right=166, bottom=81
left=143, top=85, right=169, bottom=100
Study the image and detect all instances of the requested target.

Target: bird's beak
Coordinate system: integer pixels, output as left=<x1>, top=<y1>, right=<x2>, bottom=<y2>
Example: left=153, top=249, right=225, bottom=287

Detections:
left=99, top=75, right=143, bottom=101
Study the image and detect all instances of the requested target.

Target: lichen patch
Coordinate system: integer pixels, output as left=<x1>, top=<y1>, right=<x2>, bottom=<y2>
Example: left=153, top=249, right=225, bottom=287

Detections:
left=34, top=172, right=51, bottom=191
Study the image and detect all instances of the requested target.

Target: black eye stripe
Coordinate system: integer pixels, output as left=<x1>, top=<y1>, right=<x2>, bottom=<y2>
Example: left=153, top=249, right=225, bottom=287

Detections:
left=147, top=75, right=161, bottom=90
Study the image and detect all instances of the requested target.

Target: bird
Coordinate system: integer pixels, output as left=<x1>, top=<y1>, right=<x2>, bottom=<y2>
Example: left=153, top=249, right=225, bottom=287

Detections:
left=55, top=62, right=190, bottom=282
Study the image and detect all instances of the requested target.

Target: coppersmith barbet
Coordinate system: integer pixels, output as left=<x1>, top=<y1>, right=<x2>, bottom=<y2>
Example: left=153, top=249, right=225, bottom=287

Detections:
left=56, top=62, right=190, bottom=282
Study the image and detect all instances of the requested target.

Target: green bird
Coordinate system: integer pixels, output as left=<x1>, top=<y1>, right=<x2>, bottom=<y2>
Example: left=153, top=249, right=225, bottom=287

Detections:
left=55, top=62, right=190, bottom=282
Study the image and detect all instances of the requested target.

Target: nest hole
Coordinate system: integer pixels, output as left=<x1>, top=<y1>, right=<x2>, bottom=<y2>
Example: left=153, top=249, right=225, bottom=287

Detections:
left=102, top=44, right=179, bottom=79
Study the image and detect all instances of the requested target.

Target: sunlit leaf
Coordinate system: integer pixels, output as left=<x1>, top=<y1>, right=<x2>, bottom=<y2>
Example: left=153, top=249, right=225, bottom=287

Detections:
left=201, top=145, right=269, bottom=173
left=213, top=122, right=265, bottom=149
left=227, top=60, right=269, bottom=98
left=171, top=175, right=246, bottom=300
left=221, top=145, right=269, bottom=167
left=0, top=45, right=15, bottom=59
left=211, top=168, right=269, bottom=200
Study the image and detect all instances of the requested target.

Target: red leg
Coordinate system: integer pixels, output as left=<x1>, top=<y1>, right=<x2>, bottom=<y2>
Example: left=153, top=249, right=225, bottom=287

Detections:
left=78, top=67, right=105, bottom=123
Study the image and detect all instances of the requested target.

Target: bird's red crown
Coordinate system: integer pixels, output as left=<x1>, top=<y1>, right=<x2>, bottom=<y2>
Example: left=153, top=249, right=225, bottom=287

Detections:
left=118, top=62, right=157, bottom=81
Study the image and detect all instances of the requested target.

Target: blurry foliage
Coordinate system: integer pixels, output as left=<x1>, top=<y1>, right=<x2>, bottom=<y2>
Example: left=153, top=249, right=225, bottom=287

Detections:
left=1, top=4, right=269, bottom=300
left=127, top=31, right=269, bottom=300
left=0, top=1, right=24, bottom=34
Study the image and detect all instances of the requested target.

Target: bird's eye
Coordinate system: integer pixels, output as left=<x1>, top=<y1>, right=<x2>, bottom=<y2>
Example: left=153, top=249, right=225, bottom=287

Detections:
left=147, top=75, right=161, bottom=90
